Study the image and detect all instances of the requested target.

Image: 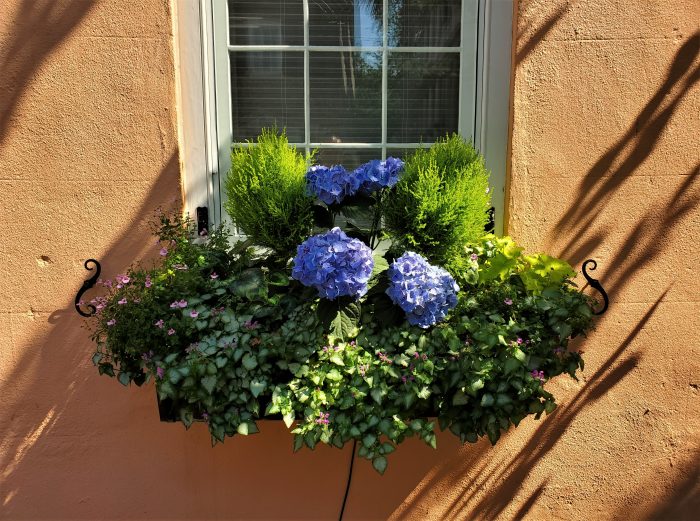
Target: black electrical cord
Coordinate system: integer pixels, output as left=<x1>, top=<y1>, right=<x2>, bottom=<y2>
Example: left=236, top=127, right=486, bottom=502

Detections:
left=338, top=439, right=357, bottom=521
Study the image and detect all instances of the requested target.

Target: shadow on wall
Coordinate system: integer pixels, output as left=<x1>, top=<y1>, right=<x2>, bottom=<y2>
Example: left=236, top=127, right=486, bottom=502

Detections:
left=0, top=0, right=96, bottom=145
left=1, top=153, right=182, bottom=513
left=389, top=290, right=667, bottom=521
left=388, top=16, right=700, bottom=521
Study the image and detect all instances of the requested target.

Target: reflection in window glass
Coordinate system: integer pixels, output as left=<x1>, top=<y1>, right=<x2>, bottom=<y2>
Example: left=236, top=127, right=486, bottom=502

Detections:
left=387, top=53, right=460, bottom=142
left=228, top=0, right=304, bottom=46
left=309, top=0, right=383, bottom=47
left=388, top=0, right=461, bottom=47
left=310, top=51, right=382, bottom=143
left=230, top=52, right=305, bottom=142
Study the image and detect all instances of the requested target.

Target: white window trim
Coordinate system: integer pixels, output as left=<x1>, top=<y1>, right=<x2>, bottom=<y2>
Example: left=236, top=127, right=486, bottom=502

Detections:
left=174, top=0, right=513, bottom=235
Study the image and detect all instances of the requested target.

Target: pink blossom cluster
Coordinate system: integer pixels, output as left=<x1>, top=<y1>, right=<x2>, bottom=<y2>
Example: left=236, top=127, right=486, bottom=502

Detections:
left=315, top=412, right=330, bottom=425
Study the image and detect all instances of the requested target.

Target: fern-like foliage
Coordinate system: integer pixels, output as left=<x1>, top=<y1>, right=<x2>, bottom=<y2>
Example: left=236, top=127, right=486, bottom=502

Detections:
left=223, top=129, right=314, bottom=256
left=384, top=134, right=491, bottom=268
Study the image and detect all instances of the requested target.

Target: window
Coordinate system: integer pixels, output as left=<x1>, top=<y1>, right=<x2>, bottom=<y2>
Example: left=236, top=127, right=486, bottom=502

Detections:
left=175, top=0, right=512, bottom=234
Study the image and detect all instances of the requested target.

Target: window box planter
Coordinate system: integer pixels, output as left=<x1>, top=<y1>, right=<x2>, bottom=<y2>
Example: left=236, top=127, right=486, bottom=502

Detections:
left=79, top=132, right=605, bottom=474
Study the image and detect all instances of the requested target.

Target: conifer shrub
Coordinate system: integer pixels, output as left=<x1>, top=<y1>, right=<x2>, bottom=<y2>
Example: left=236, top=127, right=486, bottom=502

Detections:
left=224, top=129, right=314, bottom=256
left=384, top=134, right=491, bottom=268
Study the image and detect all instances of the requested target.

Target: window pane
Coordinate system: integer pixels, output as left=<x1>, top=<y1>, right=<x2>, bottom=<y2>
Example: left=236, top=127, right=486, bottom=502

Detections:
left=315, top=148, right=381, bottom=168
left=230, top=52, right=305, bottom=142
left=309, top=1, right=383, bottom=47
left=310, top=51, right=382, bottom=143
left=387, top=52, right=459, bottom=142
left=388, top=0, right=461, bottom=47
left=229, top=0, right=304, bottom=46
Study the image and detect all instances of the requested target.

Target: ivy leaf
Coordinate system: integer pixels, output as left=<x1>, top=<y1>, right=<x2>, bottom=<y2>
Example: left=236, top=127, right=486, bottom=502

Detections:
left=293, top=435, right=304, bottom=452
left=370, top=387, right=383, bottom=404
left=283, top=413, right=295, bottom=429
left=117, top=372, right=130, bottom=386
left=91, top=353, right=102, bottom=365
left=329, top=354, right=345, bottom=366
left=201, top=375, right=217, bottom=394
left=480, top=393, right=495, bottom=407
left=242, top=353, right=258, bottom=370
left=326, top=369, right=343, bottom=381
left=250, top=379, right=266, bottom=398
left=372, top=456, right=388, bottom=475
left=452, top=390, right=469, bottom=406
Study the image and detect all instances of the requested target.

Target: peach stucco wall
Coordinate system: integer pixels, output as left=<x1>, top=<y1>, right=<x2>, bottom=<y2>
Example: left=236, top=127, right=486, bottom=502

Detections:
left=1, top=1, right=698, bottom=520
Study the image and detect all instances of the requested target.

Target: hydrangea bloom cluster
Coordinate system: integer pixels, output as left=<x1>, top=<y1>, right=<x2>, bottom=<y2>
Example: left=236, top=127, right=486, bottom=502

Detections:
left=292, top=227, right=374, bottom=300
left=306, top=165, right=360, bottom=205
left=386, top=252, right=459, bottom=328
left=353, top=157, right=404, bottom=194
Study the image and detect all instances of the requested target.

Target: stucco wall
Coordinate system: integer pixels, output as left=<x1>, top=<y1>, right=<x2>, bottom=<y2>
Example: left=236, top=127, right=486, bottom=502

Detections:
left=1, top=1, right=698, bottom=520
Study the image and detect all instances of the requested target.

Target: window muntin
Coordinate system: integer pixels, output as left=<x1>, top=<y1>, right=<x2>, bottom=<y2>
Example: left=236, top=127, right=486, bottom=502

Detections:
left=222, top=0, right=478, bottom=166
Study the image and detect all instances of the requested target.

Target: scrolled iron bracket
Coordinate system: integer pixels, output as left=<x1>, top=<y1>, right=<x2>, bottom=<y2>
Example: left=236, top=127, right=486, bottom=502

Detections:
left=75, top=259, right=101, bottom=317
left=581, top=259, right=609, bottom=316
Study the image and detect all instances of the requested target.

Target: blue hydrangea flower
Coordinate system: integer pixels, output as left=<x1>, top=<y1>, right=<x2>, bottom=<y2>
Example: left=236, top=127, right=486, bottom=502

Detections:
left=386, top=252, right=459, bottom=328
left=353, top=157, right=404, bottom=194
left=292, top=227, right=374, bottom=300
left=306, top=165, right=361, bottom=205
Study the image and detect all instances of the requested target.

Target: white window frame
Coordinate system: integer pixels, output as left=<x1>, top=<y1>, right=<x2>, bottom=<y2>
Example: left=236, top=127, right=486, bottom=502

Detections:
left=174, top=0, right=513, bottom=235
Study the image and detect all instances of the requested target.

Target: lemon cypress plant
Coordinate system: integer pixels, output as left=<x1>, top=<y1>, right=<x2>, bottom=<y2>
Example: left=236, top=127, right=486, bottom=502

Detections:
left=384, top=134, right=491, bottom=269
left=224, top=129, right=314, bottom=256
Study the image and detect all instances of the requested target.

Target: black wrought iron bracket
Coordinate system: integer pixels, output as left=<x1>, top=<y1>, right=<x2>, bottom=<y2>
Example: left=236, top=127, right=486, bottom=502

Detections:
left=75, top=259, right=101, bottom=317
left=581, top=259, right=609, bottom=315
left=74, top=257, right=610, bottom=317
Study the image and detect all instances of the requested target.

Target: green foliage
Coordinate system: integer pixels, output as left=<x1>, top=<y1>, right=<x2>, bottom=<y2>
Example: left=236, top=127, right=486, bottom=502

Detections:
left=384, top=134, right=491, bottom=267
left=87, top=139, right=599, bottom=475
left=223, top=128, right=314, bottom=255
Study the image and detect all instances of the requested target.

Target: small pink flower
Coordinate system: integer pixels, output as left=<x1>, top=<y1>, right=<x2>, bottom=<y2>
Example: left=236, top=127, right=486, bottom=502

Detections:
left=118, top=298, right=127, bottom=305
left=190, top=310, right=199, bottom=318
left=154, top=319, right=164, bottom=329
left=167, top=328, right=175, bottom=336
left=107, top=319, right=116, bottom=326
left=401, top=376, right=407, bottom=383
left=516, top=337, right=523, bottom=344
left=199, top=228, right=208, bottom=237
left=156, top=366, right=164, bottom=379
left=159, top=247, right=168, bottom=256
left=103, top=279, right=113, bottom=288
left=243, top=320, right=260, bottom=330
left=145, top=276, right=152, bottom=288
left=470, top=253, right=478, bottom=261
left=504, top=298, right=513, bottom=306
left=170, top=299, right=188, bottom=309
left=210, top=272, right=219, bottom=279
